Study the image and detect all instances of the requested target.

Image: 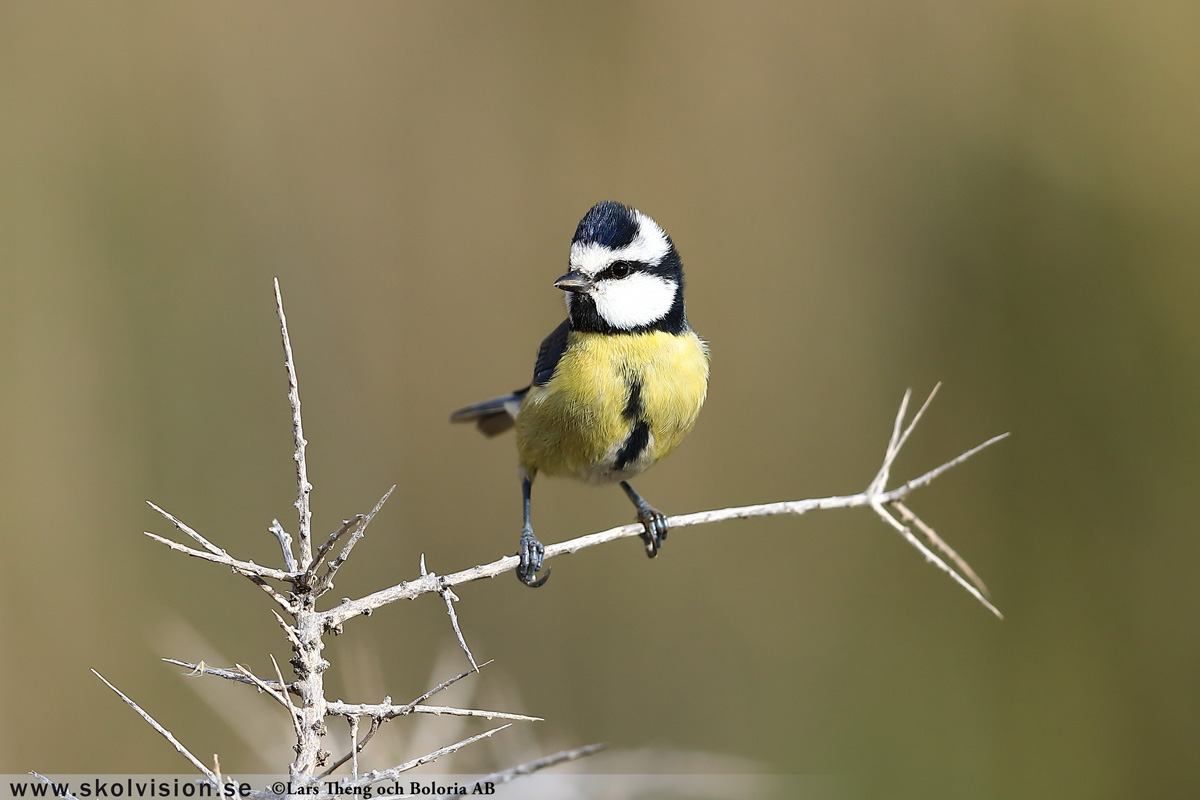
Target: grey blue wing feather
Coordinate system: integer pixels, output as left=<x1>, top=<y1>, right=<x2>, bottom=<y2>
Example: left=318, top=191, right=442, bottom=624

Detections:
left=532, top=318, right=570, bottom=386
left=450, top=391, right=526, bottom=436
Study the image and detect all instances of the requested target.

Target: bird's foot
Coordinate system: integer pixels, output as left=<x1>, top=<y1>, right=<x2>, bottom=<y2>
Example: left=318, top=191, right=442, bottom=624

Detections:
left=516, top=528, right=550, bottom=587
left=636, top=504, right=669, bottom=559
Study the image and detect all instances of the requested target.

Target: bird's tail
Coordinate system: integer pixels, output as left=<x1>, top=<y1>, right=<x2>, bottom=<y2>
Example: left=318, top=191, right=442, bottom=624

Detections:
left=449, top=390, right=527, bottom=437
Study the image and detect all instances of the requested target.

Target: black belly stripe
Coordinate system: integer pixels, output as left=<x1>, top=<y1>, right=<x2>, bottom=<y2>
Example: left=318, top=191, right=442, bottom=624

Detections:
left=614, top=376, right=650, bottom=471
left=622, top=378, right=643, bottom=420
left=614, top=420, right=650, bottom=471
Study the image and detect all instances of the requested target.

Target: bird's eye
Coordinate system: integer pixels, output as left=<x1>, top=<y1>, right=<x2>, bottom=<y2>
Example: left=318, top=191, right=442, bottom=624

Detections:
left=610, top=261, right=632, bottom=278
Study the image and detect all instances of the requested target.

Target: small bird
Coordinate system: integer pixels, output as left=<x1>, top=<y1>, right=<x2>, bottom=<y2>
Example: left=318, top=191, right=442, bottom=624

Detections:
left=451, top=201, right=709, bottom=587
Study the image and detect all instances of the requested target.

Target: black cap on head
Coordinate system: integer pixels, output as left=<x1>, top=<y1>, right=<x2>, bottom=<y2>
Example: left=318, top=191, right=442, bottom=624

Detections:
left=572, top=201, right=638, bottom=249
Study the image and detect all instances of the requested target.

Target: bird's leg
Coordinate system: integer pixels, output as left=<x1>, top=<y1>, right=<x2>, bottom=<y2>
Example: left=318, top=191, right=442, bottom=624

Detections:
left=517, top=474, right=550, bottom=587
left=620, top=481, right=668, bottom=558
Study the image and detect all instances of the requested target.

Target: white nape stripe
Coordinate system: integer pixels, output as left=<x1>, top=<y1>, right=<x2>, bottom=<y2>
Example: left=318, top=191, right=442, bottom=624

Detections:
left=591, top=271, right=677, bottom=330
left=569, top=210, right=671, bottom=277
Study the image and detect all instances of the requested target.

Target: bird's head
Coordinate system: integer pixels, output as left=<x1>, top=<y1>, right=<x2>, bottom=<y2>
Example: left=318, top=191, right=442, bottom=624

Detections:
left=556, top=201, right=687, bottom=334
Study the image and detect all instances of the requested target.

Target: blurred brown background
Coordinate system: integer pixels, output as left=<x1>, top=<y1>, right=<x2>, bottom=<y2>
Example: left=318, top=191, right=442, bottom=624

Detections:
left=2, top=2, right=1198, bottom=798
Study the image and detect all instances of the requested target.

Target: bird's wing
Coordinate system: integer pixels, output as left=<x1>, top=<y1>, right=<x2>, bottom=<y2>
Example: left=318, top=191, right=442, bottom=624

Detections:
left=532, top=318, right=571, bottom=387
left=450, top=391, right=526, bottom=436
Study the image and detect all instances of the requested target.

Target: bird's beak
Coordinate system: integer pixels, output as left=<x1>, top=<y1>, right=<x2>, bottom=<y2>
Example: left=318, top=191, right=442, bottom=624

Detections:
left=554, top=270, right=592, bottom=294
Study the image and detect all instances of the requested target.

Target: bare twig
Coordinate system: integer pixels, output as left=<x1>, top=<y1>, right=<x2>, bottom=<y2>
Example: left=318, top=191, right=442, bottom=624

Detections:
left=271, top=609, right=305, bottom=651
left=270, top=520, right=298, bottom=573
left=164, top=660, right=534, bottom=723
left=348, top=716, right=360, bottom=780
left=326, top=700, right=541, bottom=723
left=163, top=658, right=295, bottom=694
left=144, top=541, right=292, bottom=612
left=895, top=382, right=940, bottom=458
left=406, top=704, right=540, bottom=721
left=316, top=716, right=382, bottom=781
left=345, top=724, right=512, bottom=788
left=315, top=485, right=395, bottom=595
left=868, top=387, right=912, bottom=497
left=868, top=384, right=940, bottom=497
left=480, top=742, right=608, bottom=784
left=143, top=532, right=297, bottom=586
left=897, top=432, right=1010, bottom=495
left=892, top=500, right=989, bottom=596
left=869, top=500, right=1001, bottom=617
left=145, top=501, right=227, bottom=557
left=318, top=661, right=495, bottom=779
left=422, top=554, right=479, bottom=671
left=145, top=504, right=300, bottom=614
left=92, top=670, right=219, bottom=785
left=270, top=654, right=300, bottom=728
left=309, top=515, right=364, bottom=578
left=275, top=277, right=313, bottom=569
left=235, top=663, right=303, bottom=741
left=398, top=661, right=495, bottom=711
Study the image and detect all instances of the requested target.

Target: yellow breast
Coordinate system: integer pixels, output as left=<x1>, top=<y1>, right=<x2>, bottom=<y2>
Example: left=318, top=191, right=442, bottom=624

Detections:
left=516, top=329, right=709, bottom=482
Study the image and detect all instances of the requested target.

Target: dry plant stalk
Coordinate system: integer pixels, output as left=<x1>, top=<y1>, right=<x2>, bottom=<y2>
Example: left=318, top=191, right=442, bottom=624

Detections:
left=76, top=280, right=1005, bottom=796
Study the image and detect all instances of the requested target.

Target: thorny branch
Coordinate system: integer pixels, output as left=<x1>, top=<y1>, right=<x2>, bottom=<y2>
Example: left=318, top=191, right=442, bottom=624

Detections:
left=325, top=701, right=541, bottom=723
left=88, top=280, right=1005, bottom=795
left=312, top=485, right=394, bottom=595
left=344, top=724, right=512, bottom=789
left=275, top=278, right=313, bottom=568
left=91, top=670, right=221, bottom=786
left=163, top=658, right=539, bottom=720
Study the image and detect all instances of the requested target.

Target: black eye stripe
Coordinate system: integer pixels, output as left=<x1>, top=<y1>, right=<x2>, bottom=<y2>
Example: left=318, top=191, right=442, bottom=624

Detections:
left=599, top=260, right=640, bottom=280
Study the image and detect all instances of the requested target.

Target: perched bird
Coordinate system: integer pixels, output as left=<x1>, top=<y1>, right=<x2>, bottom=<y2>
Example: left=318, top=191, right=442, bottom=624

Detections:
left=451, top=201, right=709, bottom=587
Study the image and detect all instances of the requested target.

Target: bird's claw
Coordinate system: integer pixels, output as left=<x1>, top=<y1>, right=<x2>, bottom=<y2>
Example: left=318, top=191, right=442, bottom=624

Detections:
left=637, top=505, right=669, bottom=559
left=517, top=529, right=550, bottom=587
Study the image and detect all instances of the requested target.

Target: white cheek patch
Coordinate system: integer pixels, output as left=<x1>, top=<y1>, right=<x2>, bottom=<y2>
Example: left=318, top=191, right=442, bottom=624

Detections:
left=569, top=211, right=672, bottom=277
left=591, top=272, right=677, bottom=329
